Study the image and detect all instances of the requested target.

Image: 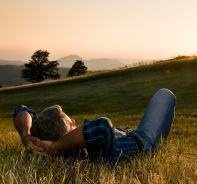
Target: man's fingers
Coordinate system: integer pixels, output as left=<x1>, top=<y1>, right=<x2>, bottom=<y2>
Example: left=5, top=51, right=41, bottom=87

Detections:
left=34, top=140, right=54, bottom=150
left=26, top=142, right=44, bottom=153
left=33, top=140, right=43, bottom=148
left=27, top=136, right=40, bottom=142
left=33, top=145, right=44, bottom=152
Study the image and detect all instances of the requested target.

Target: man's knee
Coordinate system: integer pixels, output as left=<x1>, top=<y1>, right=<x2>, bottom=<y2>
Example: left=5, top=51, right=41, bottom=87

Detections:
left=157, top=88, right=176, bottom=100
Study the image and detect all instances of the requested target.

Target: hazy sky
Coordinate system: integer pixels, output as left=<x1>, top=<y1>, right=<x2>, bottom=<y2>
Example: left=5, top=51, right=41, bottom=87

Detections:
left=1, top=0, right=197, bottom=61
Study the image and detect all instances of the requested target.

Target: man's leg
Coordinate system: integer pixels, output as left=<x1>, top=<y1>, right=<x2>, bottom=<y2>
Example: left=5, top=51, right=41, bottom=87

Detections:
left=133, top=88, right=176, bottom=153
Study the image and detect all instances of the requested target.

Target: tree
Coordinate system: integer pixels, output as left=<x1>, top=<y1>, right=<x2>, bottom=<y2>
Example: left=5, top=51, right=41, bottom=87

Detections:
left=21, top=50, right=60, bottom=83
left=67, top=60, right=88, bottom=77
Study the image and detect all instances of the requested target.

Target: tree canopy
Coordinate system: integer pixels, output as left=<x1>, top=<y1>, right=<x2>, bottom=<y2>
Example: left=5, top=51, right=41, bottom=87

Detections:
left=21, top=50, right=60, bottom=83
left=67, top=60, right=88, bottom=77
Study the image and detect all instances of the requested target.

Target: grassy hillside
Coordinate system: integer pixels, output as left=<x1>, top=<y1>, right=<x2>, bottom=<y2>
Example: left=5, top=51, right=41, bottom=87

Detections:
left=1, top=57, right=197, bottom=119
left=0, top=58, right=197, bottom=183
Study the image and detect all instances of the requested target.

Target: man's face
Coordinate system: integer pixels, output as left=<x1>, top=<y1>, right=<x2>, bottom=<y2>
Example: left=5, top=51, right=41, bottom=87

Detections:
left=62, top=112, right=76, bottom=132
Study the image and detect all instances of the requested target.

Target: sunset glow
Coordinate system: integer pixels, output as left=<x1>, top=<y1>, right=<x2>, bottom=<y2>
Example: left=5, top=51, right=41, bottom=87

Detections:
left=1, top=0, right=197, bottom=62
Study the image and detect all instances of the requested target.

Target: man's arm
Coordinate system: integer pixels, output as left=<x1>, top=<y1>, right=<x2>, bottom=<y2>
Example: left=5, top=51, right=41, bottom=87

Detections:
left=14, top=111, right=32, bottom=137
left=13, top=111, right=43, bottom=152
left=36, top=125, right=86, bottom=156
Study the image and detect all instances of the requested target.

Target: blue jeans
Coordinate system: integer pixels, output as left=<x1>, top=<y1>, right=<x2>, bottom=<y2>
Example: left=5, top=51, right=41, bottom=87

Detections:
left=83, top=88, right=176, bottom=164
left=130, top=88, right=176, bottom=153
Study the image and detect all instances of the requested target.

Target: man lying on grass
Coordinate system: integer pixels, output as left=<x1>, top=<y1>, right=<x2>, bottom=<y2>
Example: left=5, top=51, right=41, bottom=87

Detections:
left=13, top=88, right=176, bottom=166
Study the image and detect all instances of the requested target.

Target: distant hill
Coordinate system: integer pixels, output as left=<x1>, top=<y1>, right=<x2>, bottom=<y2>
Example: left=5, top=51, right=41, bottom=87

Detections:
left=1, top=55, right=127, bottom=70
left=58, top=55, right=126, bottom=70
left=58, top=55, right=84, bottom=67
left=0, top=59, right=25, bottom=65
left=85, top=58, right=125, bottom=70
left=0, top=65, right=28, bottom=86
left=0, top=65, right=69, bottom=87
left=0, top=55, right=129, bottom=86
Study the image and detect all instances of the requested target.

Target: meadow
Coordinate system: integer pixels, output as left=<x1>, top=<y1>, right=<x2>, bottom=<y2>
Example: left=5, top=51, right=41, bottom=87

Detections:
left=0, top=58, right=197, bottom=183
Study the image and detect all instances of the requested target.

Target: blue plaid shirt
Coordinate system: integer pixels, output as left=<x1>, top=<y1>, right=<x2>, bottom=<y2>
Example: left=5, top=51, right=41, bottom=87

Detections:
left=13, top=105, right=37, bottom=121
left=83, top=118, right=139, bottom=165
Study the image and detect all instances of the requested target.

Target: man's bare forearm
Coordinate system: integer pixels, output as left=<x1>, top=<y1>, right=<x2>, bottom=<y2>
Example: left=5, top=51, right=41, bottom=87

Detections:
left=13, top=111, right=33, bottom=146
left=13, top=111, right=32, bottom=136
left=40, top=125, right=87, bottom=156
left=13, top=111, right=43, bottom=152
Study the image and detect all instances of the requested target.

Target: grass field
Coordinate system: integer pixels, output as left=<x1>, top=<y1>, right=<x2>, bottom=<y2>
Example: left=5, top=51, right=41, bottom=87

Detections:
left=0, top=58, right=197, bottom=183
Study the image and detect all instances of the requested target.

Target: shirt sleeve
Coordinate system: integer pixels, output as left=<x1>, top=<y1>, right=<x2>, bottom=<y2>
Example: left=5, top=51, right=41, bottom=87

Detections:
left=13, top=105, right=37, bottom=121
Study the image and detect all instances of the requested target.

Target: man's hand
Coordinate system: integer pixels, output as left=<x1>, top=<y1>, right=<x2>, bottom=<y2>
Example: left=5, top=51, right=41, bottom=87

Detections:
left=34, top=140, right=54, bottom=152
left=21, top=134, right=44, bottom=153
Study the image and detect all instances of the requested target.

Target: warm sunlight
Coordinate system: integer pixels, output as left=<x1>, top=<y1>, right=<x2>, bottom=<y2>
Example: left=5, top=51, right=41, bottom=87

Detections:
left=1, top=0, right=197, bottom=62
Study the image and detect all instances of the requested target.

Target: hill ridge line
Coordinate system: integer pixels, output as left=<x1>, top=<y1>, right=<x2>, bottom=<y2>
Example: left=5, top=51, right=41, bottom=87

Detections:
left=1, top=58, right=196, bottom=92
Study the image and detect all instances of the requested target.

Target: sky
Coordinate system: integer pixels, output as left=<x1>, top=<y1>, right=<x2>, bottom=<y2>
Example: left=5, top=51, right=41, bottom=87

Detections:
left=1, top=0, right=197, bottom=62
